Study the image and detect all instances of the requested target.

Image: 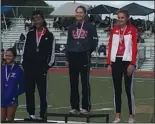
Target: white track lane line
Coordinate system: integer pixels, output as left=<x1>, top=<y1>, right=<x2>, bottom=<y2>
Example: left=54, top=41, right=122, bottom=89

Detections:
left=17, top=97, right=154, bottom=112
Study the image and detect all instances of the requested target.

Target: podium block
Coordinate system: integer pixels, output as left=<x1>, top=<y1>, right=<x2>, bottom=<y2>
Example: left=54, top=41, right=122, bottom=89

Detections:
left=44, top=112, right=109, bottom=123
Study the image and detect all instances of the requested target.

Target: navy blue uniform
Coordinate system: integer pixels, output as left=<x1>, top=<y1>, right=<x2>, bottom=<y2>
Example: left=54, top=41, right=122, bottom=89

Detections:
left=66, top=21, right=98, bottom=111
left=1, top=63, right=24, bottom=107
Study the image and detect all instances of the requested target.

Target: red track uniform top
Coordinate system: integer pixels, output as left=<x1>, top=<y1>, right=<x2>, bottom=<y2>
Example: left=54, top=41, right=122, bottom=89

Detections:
left=107, top=25, right=138, bottom=65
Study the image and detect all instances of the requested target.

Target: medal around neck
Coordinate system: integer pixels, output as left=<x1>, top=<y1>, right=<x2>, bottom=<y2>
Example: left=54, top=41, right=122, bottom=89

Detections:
left=119, top=26, right=127, bottom=44
left=5, top=64, right=15, bottom=87
left=77, top=21, right=84, bottom=40
left=119, top=46, right=123, bottom=50
left=36, top=47, right=39, bottom=52
left=36, top=28, right=44, bottom=52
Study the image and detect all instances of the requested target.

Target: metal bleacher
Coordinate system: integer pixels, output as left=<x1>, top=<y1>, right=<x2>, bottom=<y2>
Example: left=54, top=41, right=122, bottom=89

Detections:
left=1, top=17, right=154, bottom=70
left=1, top=18, right=26, bottom=50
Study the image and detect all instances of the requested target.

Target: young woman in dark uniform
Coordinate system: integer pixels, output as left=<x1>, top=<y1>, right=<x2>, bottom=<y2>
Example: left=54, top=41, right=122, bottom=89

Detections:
left=23, top=10, right=55, bottom=120
left=66, top=6, right=98, bottom=114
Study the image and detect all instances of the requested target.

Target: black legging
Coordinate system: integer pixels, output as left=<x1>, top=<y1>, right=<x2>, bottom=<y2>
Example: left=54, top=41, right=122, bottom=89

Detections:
left=111, top=57, right=135, bottom=115
left=68, top=51, right=91, bottom=111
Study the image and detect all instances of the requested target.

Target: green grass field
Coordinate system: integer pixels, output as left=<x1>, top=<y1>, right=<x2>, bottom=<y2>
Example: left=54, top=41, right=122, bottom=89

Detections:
left=16, top=74, right=154, bottom=123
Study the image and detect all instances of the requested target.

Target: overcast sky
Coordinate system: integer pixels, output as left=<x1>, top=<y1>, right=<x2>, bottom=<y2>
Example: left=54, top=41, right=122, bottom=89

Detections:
left=45, top=1, right=154, bottom=20
left=45, top=1, right=154, bottom=8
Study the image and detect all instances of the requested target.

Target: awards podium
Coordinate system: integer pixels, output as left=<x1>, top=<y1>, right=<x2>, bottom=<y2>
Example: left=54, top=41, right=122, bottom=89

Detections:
left=1, top=112, right=110, bottom=123
left=44, top=112, right=110, bottom=123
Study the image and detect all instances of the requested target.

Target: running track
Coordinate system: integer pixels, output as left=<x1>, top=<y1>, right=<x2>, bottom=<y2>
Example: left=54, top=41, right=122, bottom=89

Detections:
left=48, top=68, right=154, bottom=78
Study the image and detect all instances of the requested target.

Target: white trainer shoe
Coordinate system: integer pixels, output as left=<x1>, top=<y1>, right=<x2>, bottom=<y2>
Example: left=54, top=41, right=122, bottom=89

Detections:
left=128, top=118, right=135, bottom=123
left=30, top=115, right=36, bottom=119
left=69, top=109, right=79, bottom=114
left=80, top=109, right=89, bottom=114
left=112, top=118, right=121, bottom=123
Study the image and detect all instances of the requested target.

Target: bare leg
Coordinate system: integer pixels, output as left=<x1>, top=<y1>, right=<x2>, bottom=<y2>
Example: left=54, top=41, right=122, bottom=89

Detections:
left=1, top=107, right=7, bottom=121
left=7, top=104, right=17, bottom=121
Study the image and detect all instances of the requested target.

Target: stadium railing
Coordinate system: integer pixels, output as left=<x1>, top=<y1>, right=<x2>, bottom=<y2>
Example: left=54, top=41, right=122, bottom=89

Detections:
left=137, top=44, right=146, bottom=69
left=2, top=13, right=8, bottom=31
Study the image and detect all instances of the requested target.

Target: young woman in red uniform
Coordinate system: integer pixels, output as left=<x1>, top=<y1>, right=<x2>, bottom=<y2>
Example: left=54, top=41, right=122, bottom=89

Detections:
left=107, top=10, right=137, bottom=123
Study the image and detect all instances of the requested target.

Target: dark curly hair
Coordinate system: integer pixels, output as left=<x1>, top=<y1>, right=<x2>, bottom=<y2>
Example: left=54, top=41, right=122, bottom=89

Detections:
left=32, top=10, right=47, bottom=27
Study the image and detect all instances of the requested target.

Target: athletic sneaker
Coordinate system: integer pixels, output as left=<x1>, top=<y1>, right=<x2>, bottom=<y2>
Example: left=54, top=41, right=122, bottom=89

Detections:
left=30, top=115, right=36, bottom=119
left=24, top=115, right=36, bottom=121
left=112, top=118, right=121, bottom=123
left=69, top=109, right=80, bottom=114
left=80, top=109, right=89, bottom=115
left=128, top=118, right=135, bottom=123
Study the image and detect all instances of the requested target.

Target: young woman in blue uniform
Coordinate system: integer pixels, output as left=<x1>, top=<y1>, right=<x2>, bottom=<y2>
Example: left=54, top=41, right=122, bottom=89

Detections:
left=1, top=48, right=24, bottom=121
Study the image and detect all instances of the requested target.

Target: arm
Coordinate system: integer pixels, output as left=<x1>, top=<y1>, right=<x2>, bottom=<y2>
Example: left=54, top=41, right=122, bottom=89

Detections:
left=22, top=33, right=29, bottom=66
left=89, top=24, right=98, bottom=53
left=107, top=28, right=113, bottom=65
left=130, top=27, right=138, bottom=65
left=17, top=67, right=25, bottom=96
left=47, top=33, right=55, bottom=68
left=66, top=26, right=72, bottom=61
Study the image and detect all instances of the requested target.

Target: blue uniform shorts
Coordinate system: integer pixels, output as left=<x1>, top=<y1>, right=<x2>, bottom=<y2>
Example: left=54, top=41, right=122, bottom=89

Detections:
left=1, top=97, right=18, bottom=108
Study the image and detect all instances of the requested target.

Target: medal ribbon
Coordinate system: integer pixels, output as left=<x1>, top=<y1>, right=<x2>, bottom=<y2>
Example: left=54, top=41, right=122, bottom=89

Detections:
left=119, top=26, right=127, bottom=44
left=36, top=28, right=45, bottom=47
left=5, top=64, right=15, bottom=82
left=77, top=21, right=84, bottom=39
